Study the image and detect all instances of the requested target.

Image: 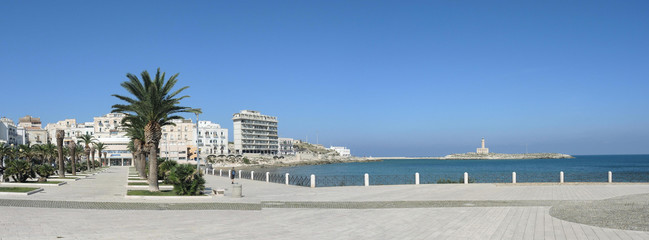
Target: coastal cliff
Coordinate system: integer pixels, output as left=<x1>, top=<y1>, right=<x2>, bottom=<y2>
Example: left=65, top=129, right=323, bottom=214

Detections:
left=440, top=152, right=574, bottom=160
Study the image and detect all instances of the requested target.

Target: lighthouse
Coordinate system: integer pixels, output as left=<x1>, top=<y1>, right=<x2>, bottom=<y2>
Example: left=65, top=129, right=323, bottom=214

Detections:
left=477, top=137, right=489, bottom=154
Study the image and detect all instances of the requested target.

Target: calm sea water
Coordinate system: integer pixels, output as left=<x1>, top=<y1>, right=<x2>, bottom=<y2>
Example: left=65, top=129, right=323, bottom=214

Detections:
left=264, top=155, right=649, bottom=186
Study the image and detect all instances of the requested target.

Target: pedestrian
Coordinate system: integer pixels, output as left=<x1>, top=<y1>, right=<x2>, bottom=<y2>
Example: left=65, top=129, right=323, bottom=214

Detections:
left=230, top=167, right=236, bottom=184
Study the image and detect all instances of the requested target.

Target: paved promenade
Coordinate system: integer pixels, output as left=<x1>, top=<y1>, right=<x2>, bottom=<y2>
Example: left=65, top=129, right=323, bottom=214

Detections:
left=1, top=166, right=648, bottom=239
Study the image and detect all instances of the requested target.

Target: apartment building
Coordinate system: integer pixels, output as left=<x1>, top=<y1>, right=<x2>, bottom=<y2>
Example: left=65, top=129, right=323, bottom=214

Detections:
left=232, top=110, right=278, bottom=155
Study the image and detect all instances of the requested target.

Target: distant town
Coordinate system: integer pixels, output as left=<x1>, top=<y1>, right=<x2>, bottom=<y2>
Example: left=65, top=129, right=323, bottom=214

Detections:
left=0, top=110, right=353, bottom=166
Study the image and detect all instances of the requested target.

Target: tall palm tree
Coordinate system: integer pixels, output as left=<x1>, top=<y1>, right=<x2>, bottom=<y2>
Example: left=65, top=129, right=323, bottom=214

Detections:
left=68, top=141, right=77, bottom=175
left=112, top=68, right=200, bottom=191
left=123, top=116, right=147, bottom=179
left=93, top=142, right=106, bottom=167
left=77, top=134, right=96, bottom=172
left=56, top=130, right=65, bottom=177
left=74, top=145, right=84, bottom=171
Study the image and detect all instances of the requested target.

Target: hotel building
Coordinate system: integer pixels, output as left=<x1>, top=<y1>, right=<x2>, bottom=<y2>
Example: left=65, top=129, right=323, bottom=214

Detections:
left=232, top=110, right=278, bottom=155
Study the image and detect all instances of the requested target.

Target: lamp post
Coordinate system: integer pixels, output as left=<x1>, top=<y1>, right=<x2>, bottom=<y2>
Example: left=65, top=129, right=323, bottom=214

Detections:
left=195, top=111, right=201, bottom=172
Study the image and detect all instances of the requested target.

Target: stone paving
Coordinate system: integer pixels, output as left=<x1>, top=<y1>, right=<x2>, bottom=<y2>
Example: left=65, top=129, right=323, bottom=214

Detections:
left=1, top=166, right=649, bottom=239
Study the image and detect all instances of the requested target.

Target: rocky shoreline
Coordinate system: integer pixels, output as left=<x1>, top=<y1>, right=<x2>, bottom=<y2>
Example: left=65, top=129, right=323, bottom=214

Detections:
left=440, top=152, right=574, bottom=160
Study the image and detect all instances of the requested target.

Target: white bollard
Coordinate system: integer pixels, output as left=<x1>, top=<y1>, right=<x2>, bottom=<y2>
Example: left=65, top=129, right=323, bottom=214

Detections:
left=220, top=169, right=222, bottom=176
left=228, top=169, right=231, bottom=178
left=464, top=172, right=469, bottom=184
left=560, top=171, right=564, bottom=183
left=266, top=172, right=269, bottom=182
left=310, top=174, right=316, bottom=188
left=251, top=171, right=254, bottom=180
left=239, top=170, right=242, bottom=179
left=285, top=173, right=290, bottom=185
left=415, top=172, right=420, bottom=185
left=364, top=173, right=369, bottom=186
left=512, top=172, right=517, bottom=184
left=608, top=171, right=612, bottom=183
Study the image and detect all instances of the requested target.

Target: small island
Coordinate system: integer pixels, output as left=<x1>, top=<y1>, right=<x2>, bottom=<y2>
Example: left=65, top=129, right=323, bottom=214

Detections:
left=440, top=152, right=573, bottom=160
left=441, top=138, right=573, bottom=160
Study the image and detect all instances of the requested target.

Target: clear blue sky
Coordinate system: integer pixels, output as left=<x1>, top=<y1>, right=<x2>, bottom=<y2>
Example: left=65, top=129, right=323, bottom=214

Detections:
left=1, top=1, right=648, bottom=156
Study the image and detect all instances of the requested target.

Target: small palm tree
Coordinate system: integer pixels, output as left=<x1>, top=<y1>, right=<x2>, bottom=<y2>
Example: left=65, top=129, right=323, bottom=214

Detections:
left=93, top=142, right=106, bottom=167
left=41, top=143, right=57, bottom=166
left=77, top=134, right=96, bottom=172
left=112, top=68, right=200, bottom=191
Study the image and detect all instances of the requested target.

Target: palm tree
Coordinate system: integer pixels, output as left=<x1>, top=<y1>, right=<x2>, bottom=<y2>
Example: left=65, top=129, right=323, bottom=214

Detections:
left=56, top=130, right=65, bottom=177
left=18, top=144, right=34, bottom=163
left=93, top=142, right=106, bottom=167
left=41, top=143, right=57, bottom=166
left=74, top=145, right=84, bottom=171
left=123, top=116, right=147, bottom=179
left=77, top=134, right=96, bottom=172
left=68, top=141, right=77, bottom=175
left=112, top=68, right=200, bottom=191
left=0, top=143, right=12, bottom=167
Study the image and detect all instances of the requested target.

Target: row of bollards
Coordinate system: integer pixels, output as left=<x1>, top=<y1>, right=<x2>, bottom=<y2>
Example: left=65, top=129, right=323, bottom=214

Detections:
left=209, top=168, right=617, bottom=188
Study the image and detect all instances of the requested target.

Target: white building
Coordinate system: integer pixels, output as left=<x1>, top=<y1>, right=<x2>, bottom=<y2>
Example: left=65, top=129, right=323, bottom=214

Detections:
left=44, top=113, right=132, bottom=166
left=197, top=120, right=229, bottom=156
left=329, top=146, right=351, bottom=157
left=18, top=115, right=48, bottom=145
left=0, top=117, right=21, bottom=145
left=232, top=110, right=278, bottom=155
left=278, top=137, right=295, bottom=155
left=476, top=138, right=489, bottom=154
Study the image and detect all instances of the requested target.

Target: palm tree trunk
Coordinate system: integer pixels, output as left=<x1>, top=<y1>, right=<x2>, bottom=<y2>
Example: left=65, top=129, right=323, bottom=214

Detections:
left=147, top=144, right=159, bottom=191
left=139, top=151, right=146, bottom=179
left=70, top=144, right=77, bottom=176
left=90, top=150, right=95, bottom=171
left=56, top=130, right=65, bottom=178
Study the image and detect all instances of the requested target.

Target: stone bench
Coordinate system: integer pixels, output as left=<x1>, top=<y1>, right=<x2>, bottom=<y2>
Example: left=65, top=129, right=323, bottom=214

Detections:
left=213, top=189, right=225, bottom=196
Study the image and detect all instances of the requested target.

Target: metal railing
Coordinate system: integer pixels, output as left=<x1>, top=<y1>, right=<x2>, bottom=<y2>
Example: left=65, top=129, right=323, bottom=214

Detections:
left=207, top=169, right=649, bottom=188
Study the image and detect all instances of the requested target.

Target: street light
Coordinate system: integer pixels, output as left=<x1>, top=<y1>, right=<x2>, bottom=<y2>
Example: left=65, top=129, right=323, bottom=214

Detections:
left=195, top=110, right=201, bottom=172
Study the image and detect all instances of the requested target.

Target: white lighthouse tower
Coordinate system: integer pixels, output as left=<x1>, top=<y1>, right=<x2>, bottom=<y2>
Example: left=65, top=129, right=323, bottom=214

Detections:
left=476, top=137, right=489, bottom=154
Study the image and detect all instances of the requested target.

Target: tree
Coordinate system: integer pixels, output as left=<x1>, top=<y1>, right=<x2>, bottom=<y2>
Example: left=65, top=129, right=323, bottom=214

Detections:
left=123, top=116, right=147, bottom=179
left=68, top=142, right=77, bottom=175
left=56, top=130, right=65, bottom=178
left=77, top=134, right=96, bottom=172
left=112, top=68, right=200, bottom=191
left=93, top=142, right=106, bottom=167
left=40, top=143, right=57, bottom=166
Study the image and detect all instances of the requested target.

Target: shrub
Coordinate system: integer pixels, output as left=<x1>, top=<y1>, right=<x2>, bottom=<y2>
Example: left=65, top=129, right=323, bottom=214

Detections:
left=168, top=164, right=205, bottom=196
left=243, top=157, right=250, bottom=164
left=5, top=160, right=35, bottom=183
left=158, top=160, right=178, bottom=184
left=35, top=165, right=55, bottom=182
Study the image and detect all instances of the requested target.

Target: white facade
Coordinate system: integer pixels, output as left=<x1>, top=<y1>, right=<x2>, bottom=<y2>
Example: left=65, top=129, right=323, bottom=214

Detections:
left=278, top=137, right=295, bottom=155
left=0, top=117, right=21, bottom=145
left=329, top=146, right=351, bottom=157
left=232, top=110, right=278, bottom=155
left=197, top=120, right=229, bottom=156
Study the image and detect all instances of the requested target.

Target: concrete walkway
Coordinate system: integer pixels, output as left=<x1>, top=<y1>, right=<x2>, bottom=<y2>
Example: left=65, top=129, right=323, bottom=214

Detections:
left=1, top=166, right=648, bottom=239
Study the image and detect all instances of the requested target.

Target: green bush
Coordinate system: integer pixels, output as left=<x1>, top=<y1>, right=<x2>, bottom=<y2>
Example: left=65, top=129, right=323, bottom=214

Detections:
left=242, top=157, right=250, bottom=164
left=168, top=164, right=205, bottom=196
left=35, top=165, right=55, bottom=182
left=5, top=160, right=35, bottom=183
left=158, top=160, right=178, bottom=184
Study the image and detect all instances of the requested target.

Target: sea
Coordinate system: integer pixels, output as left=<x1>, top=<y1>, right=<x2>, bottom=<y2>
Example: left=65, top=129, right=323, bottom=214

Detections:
left=263, top=155, right=649, bottom=187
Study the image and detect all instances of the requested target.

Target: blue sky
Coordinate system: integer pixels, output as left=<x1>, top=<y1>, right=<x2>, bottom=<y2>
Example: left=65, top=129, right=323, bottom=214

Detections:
left=1, top=1, right=648, bottom=156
